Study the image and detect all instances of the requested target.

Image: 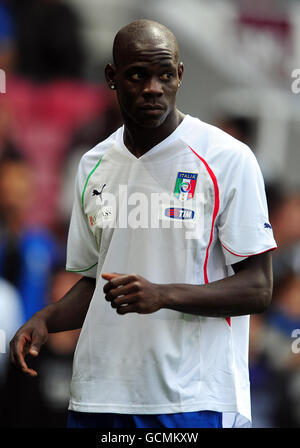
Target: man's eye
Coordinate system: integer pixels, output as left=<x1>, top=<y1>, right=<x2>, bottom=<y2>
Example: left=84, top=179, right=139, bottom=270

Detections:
left=130, top=73, right=143, bottom=81
left=160, top=73, right=173, bottom=81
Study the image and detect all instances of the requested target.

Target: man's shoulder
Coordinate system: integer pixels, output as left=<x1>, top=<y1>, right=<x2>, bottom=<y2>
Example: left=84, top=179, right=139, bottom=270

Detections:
left=187, top=115, right=249, bottom=151
left=77, top=127, right=121, bottom=175
left=185, top=115, right=253, bottom=163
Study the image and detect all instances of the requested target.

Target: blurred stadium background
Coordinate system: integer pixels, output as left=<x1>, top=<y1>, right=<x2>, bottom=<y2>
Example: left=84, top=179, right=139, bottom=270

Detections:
left=0, top=0, right=299, bottom=428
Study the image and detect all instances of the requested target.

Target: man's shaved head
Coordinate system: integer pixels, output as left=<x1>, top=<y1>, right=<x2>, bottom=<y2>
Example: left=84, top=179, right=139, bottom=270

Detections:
left=105, top=19, right=184, bottom=135
left=112, top=19, right=179, bottom=67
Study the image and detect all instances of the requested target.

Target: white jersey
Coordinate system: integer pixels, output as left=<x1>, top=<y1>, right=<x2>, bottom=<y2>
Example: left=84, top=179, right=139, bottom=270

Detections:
left=66, top=115, right=277, bottom=426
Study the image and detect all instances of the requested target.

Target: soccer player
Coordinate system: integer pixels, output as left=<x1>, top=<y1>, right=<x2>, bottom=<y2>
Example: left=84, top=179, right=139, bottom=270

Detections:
left=10, top=19, right=277, bottom=428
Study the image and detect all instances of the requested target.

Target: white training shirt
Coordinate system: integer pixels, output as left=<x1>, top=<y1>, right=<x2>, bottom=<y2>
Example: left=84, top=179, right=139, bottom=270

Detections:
left=66, top=115, right=277, bottom=426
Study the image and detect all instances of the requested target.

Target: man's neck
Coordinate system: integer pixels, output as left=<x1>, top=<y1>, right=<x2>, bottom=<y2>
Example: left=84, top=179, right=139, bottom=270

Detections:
left=123, top=109, right=185, bottom=158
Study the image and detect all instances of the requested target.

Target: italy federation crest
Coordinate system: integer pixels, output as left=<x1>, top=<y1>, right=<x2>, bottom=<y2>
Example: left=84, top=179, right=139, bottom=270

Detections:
left=174, top=172, right=198, bottom=201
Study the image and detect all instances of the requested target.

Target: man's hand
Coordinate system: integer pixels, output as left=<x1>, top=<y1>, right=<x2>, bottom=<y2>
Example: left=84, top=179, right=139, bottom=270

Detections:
left=102, top=273, right=164, bottom=315
left=102, top=253, right=273, bottom=318
left=10, top=314, right=48, bottom=377
left=10, top=276, right=95, bottom=377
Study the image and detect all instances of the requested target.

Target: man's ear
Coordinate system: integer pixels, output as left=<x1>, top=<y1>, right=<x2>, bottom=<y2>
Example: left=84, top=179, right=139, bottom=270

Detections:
left=177, top=62, right=184, bottom=85
left=105, top=63, right=117, bottom=90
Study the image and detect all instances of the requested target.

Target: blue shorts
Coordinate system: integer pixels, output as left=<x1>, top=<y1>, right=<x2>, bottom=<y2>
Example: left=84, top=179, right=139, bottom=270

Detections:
left=67, top=410, right=223, bottom=428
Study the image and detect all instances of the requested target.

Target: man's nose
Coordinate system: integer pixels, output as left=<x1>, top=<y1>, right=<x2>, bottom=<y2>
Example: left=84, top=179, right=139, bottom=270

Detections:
left=142, top=77, right=163, bottom=96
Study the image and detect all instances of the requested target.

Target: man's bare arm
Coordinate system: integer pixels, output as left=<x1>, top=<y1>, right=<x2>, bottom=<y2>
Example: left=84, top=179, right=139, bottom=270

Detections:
left=103, top=252, right=273, bottom=317
left=10, top=276, right=96, bottom=377
left=44, top=276, right=96, bottom=332
left=162, top=252, right=273, bottom=316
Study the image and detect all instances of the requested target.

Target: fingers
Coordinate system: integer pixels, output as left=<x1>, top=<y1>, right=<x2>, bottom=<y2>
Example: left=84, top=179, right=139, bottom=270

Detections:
left=101, top=272, right=120, bottom=281
left=102, top=273, right=138, bottom=295
left=10, top=333, right=38, bottom=377
left=30, top=327, right=46, bottom=357
left=116, top=303, right=137, bottom=315
left=105, top=281, right=140, bottom=303
left=10, top=323, right=48, bottom=377
left=109, top=294, right=138, bottom=309
left=102, top=273, right=144, bottom=315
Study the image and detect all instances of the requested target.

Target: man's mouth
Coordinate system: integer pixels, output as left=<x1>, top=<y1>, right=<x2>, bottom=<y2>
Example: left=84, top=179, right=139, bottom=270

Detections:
left=140, top=104, right=164, bottom=110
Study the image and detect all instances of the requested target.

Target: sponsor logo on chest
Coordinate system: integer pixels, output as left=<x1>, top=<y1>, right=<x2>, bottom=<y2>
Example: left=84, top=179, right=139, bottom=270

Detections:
left=165, top=207, right=195, bottom=220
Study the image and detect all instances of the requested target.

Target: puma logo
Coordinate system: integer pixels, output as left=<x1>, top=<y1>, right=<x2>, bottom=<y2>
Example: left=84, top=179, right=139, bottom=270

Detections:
left=93, top=184, right=106, bottom=201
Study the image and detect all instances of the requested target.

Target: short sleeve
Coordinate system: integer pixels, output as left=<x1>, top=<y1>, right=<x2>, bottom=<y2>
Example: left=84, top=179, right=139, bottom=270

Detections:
left=218, top=146, right=277, bottom=265
left=65, top=170, right=99, bottom=278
